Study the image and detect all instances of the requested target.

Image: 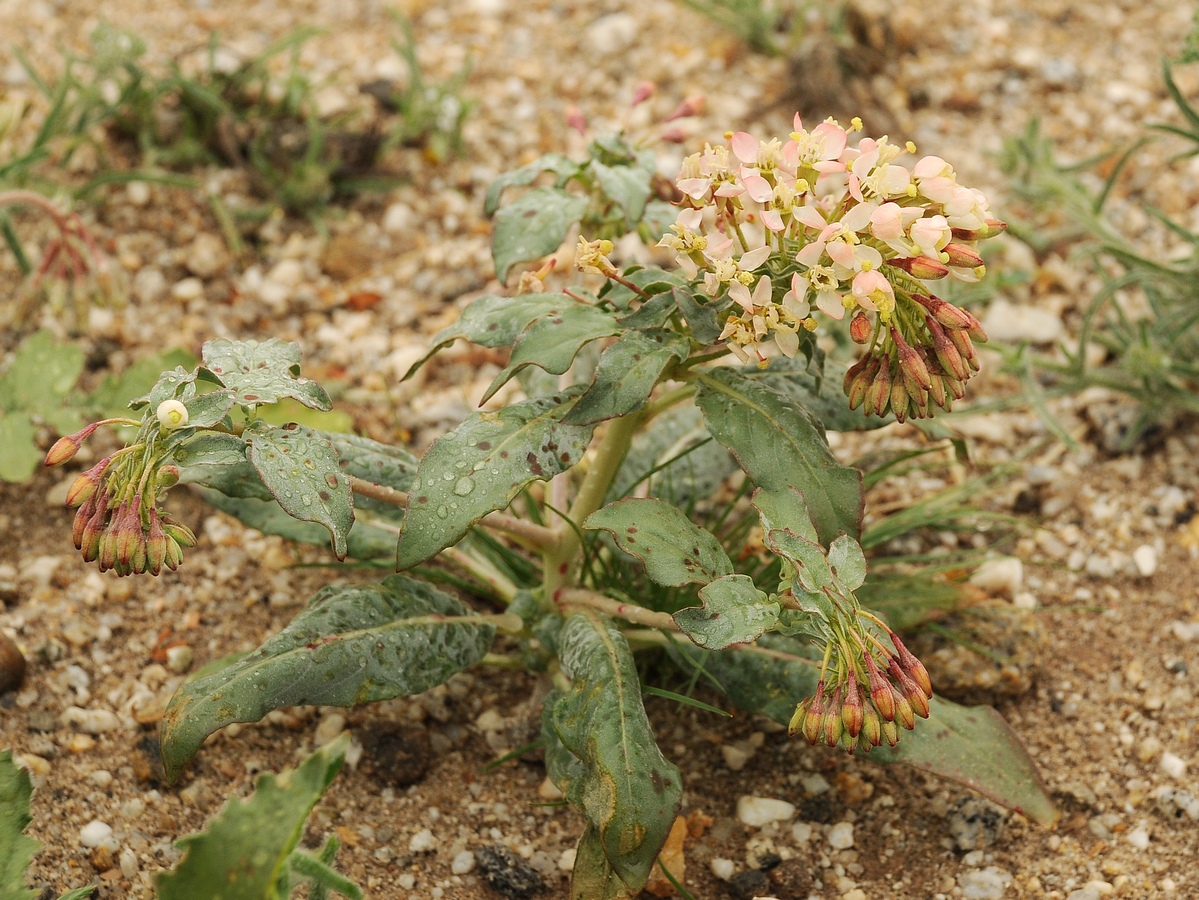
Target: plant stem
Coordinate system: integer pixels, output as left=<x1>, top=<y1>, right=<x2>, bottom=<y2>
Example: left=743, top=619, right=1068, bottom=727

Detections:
left=556, top=588, right=677, bottom=631
left=542, top=412, right=642, bottom=604
left=442, top=546, right=519, bottom=605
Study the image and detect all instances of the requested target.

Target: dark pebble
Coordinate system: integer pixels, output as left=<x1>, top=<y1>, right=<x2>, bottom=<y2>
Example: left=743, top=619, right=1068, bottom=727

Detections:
left=729, top=868, right=770, bottom=899
left=476, top=843, right=544, bottom=899
left=358, top=722, right=432, bottom=788
left=132, top=734, right=166, bottom=785
left=0, top=631, right=26, bottom=695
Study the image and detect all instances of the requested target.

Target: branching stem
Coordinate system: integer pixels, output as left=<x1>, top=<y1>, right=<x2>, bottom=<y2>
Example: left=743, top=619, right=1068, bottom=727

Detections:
left=556, top=588, right=677, bottom=631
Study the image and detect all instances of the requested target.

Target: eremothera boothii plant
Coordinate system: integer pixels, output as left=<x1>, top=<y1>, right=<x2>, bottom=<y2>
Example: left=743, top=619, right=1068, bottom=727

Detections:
left=45, top=114, right=1053, bottom=898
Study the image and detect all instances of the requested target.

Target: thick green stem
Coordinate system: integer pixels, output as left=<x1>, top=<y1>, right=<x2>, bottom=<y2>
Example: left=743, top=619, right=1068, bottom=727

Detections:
left=542, top=411, right=642, bottom=605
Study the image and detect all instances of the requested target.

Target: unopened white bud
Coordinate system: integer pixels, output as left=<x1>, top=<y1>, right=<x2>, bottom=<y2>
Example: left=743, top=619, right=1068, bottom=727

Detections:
left=156, top=399, right=189, bottom=430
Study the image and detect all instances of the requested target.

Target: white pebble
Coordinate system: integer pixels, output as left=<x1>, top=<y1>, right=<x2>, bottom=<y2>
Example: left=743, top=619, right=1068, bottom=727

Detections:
left=790, top=822, right=813, bottom=845
left=720, top=743, right=753, bottom=771
left=171, top=277, right=204, bottom=302
left=314, top=713, right=347, bottom=746
left=78, top=820, right=113, bottom=848
left=980, top=298, right=1063, bottom=345
left=969, top=557, right=1023, bottom=598
left=126, top=181, right=151, bottom=206
left=383, top=203, right=416, bottom=234
left=165, top=645, right=193, bottom=674
left=119, top=847, right=138, bottom=878
left=1065, top=887, right=1100, bottom=900
left=827, top=821, right=855, bottom=850
left=1171, top=620, right=1199, bottom=642
left=710, top=857, right=735, bottom=881
left=736, top=795, right=796, bottom=827
left=557, top=848, right=576, bottom=872
left=801, top=773, right=830, bottom=795
left=1132, top=545, right=1158, bottom=577
left=89, top=770, right=113, bottom=788
left=267, top=258, right=305, bottom=288
left=61, top=706, right=120, bottom=734
left=1160, top=752, right=1187, bottom=779
left=408, top=828, right=437, bottom=853
left=1127, top=826, right=1150, bottom=849
left=398, top=872, right=416, bottom=889
left=450, top=850, right=475, bottom=875
left=475, top=709, right=504, bottom=732
left=959, top=866, right=1013, bottom=899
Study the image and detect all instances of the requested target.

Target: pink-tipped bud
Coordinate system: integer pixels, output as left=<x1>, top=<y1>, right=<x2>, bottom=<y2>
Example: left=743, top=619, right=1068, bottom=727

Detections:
left=861, top=702, right=882, bottom=748
left=959, top=308, right=988, bottom=343
left=801, top=680, right=828, bottom=745
left=890, top=379, right=909, bottom=424
left=664, top=95, right=704, bottom=122
left=849, top=312, right=872, bottom=344
left=157, top=464, right=181, bottom=489
left=659, top=127, right=687, bottom=143
left=926, top=316, right=970, bottom=382
left=940, top=242, right=983, bottom=269
left=66, top=474, right=97, bottom=509
left=891, top=684, right=916, bottom=730
left=823, top=686, right=844, bottom=748
left=98, top=531, right=118, bottom=573
left=44, top=423, right=101, bottom=467
left=888, top=630, right=933, bottom=698
left=951, top=219, right=1007, bottom=241
left=842, top=676, right=864, bottom=738
left=131, top=537, right=148, bottom=575
left=864, top=360, right=892, bottom=418
left=846, top=356, right=878, bottom=411
left=145, top=510, right=167, bottom=575
left=927, top=373, right=948, bottom=410
left=631, top=81, right=655, bottom=107
left=947, top=326, right=976, bottom=365
left=865, top=655, right=895, bottom=721
left=888, top=660, right=927, bottom=720
left=565, top=105, right=586, bottom=135
left=886, top=255, right=949, bottom=280
left=891, top=327, right=932, bottom=392
left=912, top=294, right=972, bottom=331
left=113, top=500, right=142, bottom=567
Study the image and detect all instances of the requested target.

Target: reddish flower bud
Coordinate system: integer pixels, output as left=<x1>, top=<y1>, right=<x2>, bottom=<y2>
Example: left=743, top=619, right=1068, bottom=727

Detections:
left=888, top=630, right=933, bottom=698
left=865, top=654, right=895, bottom=721
left=789, top=696, right=812, bottom=736
left=890, top=379, right=909, bottom=424
left=665, top=95, right=704, bottom=122
left=164, top=536, right=184, bottom=571
left=891, top=685, right=916, bottom=730
left=146, top=510, right=168, bottom=576
left=113, top=501, right=142, bottom=568
left=841, top=675, right=864, bottom=738
left=846, top=356, right=878, bottom=411
left=947, top=327, right=976, bottom=365
left=849, top=312, right=872, bottom=344
left=888, top=659, right=928, bottom=721
left=659, top=127, right=687, bottom=143
left=823, top=685, right=844, bottom=748
left=959, top=307, right=988, bottom=343
left=861, top=702, right=882, bottom=748
left=161, top=517, right=197, bottom=548
left=881, top=718, right=900, bottom=747
left=131, top=536, right=148, bottom=576
left=157, top=464, right=181, bottom=489
left=44, top=423, right=101, bottom=467
left=927, top=373, right=948, bottom=410
left=951, top=219, right=1007, bottom=241
left=631, top=81, right=655, bottom=107
left=926, top=316, right=970, bottom=382
left=941, top=242, right=983, bottom=269
left=801, top=680, right=828, bottom=745
left=885, top=255, right=949, bottom=280
left=912, top=294, right=972, bottom=331
left=891, top=327, right=931, bottom=391
left=98, top=531, right=118, bottom=573
left=565, top=105, right=586, bottom=135
left=864, top=360, right=892, bottom=418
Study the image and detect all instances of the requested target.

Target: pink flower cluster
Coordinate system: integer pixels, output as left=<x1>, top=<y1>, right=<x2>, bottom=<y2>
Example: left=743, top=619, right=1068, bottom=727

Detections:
left=659, top=114, right=1005, bottom=417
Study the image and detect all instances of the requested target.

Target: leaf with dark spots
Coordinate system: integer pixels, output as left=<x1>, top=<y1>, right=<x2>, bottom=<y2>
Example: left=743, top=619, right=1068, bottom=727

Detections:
left=200, top=338, right=331, bottom=410
left=584, top=498, right=732, bottom=587
left=562, top=329, right=690, bottom=426
left=492, top=186, right=588, bottom=281
left=396, top=392, right=594, bottom=570
left=673, top=574, right=780, bottom=649
left=159, top=576, right=494, bottom=782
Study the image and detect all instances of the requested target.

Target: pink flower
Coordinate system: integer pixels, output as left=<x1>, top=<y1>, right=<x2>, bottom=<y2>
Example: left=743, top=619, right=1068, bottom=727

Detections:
left=851, top=270, right=895, bottom=317
left=909, top=215, right=951, bottom=260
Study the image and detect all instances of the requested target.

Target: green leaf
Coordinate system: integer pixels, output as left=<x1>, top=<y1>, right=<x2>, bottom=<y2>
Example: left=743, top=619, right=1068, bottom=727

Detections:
left=695, top=367, right=863, bottom=545
left=0, top=330, right=85, bottom=416
left=56, top=889, right=96, bottom=900
left=589, top=159, right=651, bottom=226
left=132, top=365, right=198, bottom=409
left=671, top=287, right=723, bottom=345
left=570, top=827, right=635, bottom=900
left=584, top=498, right=732, bottom=587
left=752, top=486, right=821, bottom=542
left=259, top=398, right=354, bottom=433
left=160, top=576, right=495, bottom=781
left=175, top=432, right=251, bottom=469
left=563, top=329, right=689, bottom=426
left=396, top=392, right=594, bottom=570
left=201, top=338, right=332, bottom=409
left=484, top=153, right=579, bottom=215
left=545, top=612, right=682, bottom=890
left=157, top=734, right=353, bottom=900
left=673, top=574, right=780, bottom=650
left=182, top=390, right=236, bottom=428
left=325, top=432, right=417, bottom=520
left=688, top=635, right=1058, bottom=825
left=245, top=421, right=354, bottom=560
left=87, top=348, right=197, bottom=418
left=0, top=750, right=38, bottom=900
left=401, top=293, right=575, bottom=381
left=0, top=415, right=42, bottom=484
left=599, top=267, right=686, bottom=311
left=491, top=186, right=587, bottom=282
left=828, top=534, right=867, bottom=591
left=751, top=356, right=890, bottom=432
left=481, top=303, right=621, bottom=404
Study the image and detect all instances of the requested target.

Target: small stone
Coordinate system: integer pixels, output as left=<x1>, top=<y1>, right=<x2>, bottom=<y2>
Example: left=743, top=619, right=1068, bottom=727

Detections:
left=720, top=743, right=753, bottom=771
left=314, top=712, right=347, bottom=746
left=1156, top=787, right=1199, bottom=820
left=383, top=203, right=415, bottom=234
left=398, top=872, right=416, bottom=889
left=727, top=868, right=769, bottom=899
left=408, top=829, right=436, bottom=853
left=119, top=847, right=138, bottom=878
left=90, top=844, right=116, bottom=872
left=67, top=734, right=95, bottom=753
left=801, top=773, right=830, bottom=795
left=736, top=795, right=796, bottom=827
left=585, top=12, right=638, bottom=54
left=126, top=181, right=151, bottom=206
left=1065, top=888, right=1100, bottom=900
left=959, top=866, right=1013, bottom=899
left=1127, top=826, right=1150, bottom=849
left=557, top=848, right=576, bottom=872
left=1132, top=545, right=1157, bottom=577
left=78, top=820, right=113, bottom=848
left=475, top=709, right=504, bottom=732
left=947, top=797, right=1007, bottom=851
left=0, top=631, right=26, bottom=694
left=1160, top=752, right=1187, bottom=779
left=133, top=267, right=168, bottom=304
left=185, top=233, right=230, bottom=278
left=171, top=277, right=205, bottom=302
left=969, top=557, right=1023, bottom=598
left=827, top=821, right=855, bottom=850
left=710, top=857, right=736, bottom=881
left=843, top=890, right=868, bottom=900
left=451, top=850, right=476, bottom=875
left=89, top=769, right=113, bottom=788
left=476, top=844, right=544, bottom=899
left=267, top=258, right=305, bottom=288
left=164, top=645, right=193, bottom=674
left=834, top=771, right=874, bottom=805
left=61, top=706, right=120, bottom=734
left=321, top=233, right=375, bottom=280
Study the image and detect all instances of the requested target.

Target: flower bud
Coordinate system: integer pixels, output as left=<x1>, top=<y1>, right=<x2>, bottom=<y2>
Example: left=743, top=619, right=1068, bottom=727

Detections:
left=885, top=255, right=949, bottom=280
left=841, top=676, right=864, bottom=738
left=861, top=702, right=882, bottom=748
left=789, top=696, right=811, bottom=736
left=665, top=95, right=704, bottom=122
left=98, top=531, right=118, bottom=573
left=891, top=327, right=931, bottom=391
left=161, top=516, right=197, bottom=548
left=927, top=373, right=947, bottom=410
left=800, top=680, right=828, bottom=745
left=865, top=654, right=895, bottom=721
left=849, top=312, right=872, bottom=344
left=864, top=360, right=892, bottom=418
left=66, top=474, right=97, bottom=509
left=947, top=327, right=976, bottom=366
left=891, top=685, right=916, bottom=730
left=912, top=294, right=972, bottom=331
left=940, top=242, right=983, bottom=269
left=113, top=501, right=141, bottom=567
left=880, top=718, right=900, bottom=747
left=890, top=379, right=909, bottom=424
left=631, top=81, right=655, bottom=107
left=44, top=423, right=101, bottom=467
left=959, top=308, right=988, bottom=343
left=157, top=464, right=181, bottom=489
left=164, top=536, right=184, bottom=571
left=951, top=219, right=1007, bottom=241
left=131, top=535, right=148, bottom=575
left=156, top=399, right=189, bottom=430
left=146, top=511, right=168, bottom=575
left=823, top=686, right=844, bottom=748
left=565, top=105, right=586, bottom=135
left=926, top=316, right=970, bottom=382
left=888, top=630, right=933, bottom=698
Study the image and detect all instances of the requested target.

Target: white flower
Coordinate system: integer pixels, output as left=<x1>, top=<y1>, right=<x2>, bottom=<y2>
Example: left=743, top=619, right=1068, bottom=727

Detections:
left=156, top=399, right=189, bottom=430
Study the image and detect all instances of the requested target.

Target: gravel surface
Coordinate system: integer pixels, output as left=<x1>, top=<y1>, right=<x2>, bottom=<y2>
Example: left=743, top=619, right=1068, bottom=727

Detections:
left=1, top=1, right=1198, bottom=898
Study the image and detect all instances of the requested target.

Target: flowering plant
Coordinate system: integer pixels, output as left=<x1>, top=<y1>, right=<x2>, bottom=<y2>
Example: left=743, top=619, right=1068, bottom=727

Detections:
left=45, top=115, right=1054, bottom=896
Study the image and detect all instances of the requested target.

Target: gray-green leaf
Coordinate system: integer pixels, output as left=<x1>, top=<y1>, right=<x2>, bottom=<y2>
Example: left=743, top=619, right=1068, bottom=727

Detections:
left=0, top=750, right=38, bottom=900
left=584, top=498, right=732, bottom=587
left=674, top=574, right=780, bottom=649
left=491, top=186, right=587, bottom=282
left=202, top=338, right=332, bottom=409
left=245, top=421, right=353, bottom=560
left=157, top=735, right=352, bottom=900
left=481, top=303, right=621, bottom=404
left=396, top=392, right=594, bottom=570
left=570, top=827, right=635, bottom=900
left=484, top=153, right=579, bottom=215
left=159, top=576, right=495, bottom=781
left=545, top=611, right=681, bottom=890
left=563, top=329, right=689, bottom=426
left=589, top=159, right=651, bottom=226
left=695, top=367, right=863, bottom=545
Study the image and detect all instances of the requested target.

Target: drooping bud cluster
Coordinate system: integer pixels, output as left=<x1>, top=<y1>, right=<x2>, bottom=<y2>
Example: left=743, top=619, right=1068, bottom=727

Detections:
left=842, top=294, right=988, bottom=421
left=788, top=625, right=932, bottom=754
left=45, top=419, right=196, bottom=577
left=657, top=114, right=1003, bottom=412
